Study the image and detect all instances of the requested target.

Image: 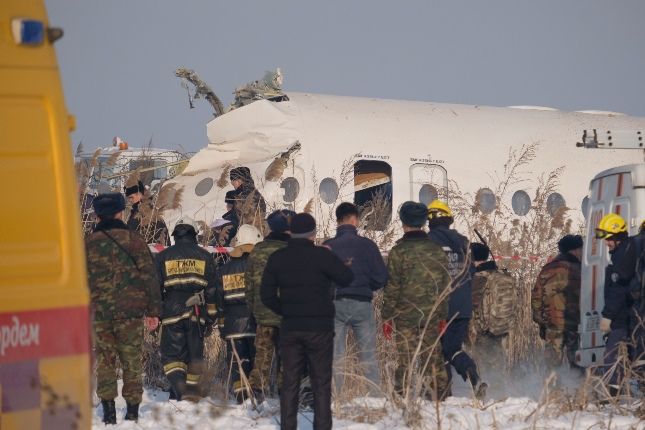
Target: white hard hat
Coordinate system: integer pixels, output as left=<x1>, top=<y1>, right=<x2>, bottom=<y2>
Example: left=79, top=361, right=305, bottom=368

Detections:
left=231, top=224, right=263, bottom=248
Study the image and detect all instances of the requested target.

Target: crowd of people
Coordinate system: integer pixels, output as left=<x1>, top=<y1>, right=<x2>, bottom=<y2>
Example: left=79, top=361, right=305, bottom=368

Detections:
left=85, top=169, right=644, bottom=429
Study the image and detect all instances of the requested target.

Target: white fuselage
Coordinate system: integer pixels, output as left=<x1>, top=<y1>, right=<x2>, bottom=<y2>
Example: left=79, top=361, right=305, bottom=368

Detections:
left=162, top=92, right=643, bottom=239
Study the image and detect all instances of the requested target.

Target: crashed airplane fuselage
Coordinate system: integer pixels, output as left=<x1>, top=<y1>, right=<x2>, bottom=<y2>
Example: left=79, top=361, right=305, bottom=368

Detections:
left=162, top=91, right=643, bottom=239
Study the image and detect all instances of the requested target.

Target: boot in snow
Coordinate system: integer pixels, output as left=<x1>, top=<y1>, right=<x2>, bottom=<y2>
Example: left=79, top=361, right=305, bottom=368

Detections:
left=124, top=402, right=139, bottom=421
left=101, top=400, right=117, bottom=425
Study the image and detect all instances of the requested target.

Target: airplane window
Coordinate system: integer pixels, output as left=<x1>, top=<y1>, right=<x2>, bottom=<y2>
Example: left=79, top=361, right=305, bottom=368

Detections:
left=354, top=160, right=392, bottom=231
left=511, top=190, right=531, bottom=216
left=195, top=177, right=214, bottom=196
left=319, top=178, right=339, bottom=204
left=419, top=184, right=438, bottom=206
left=476, top=187, right=496, bottom=214
left=547, top=192, right=566, bottom=216
left=281, top=177, right=300, bottom=202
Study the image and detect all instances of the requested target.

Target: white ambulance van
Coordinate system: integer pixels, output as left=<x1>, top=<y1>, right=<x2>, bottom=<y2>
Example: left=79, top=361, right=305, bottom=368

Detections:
left=576, top=161, right=645, bottom=367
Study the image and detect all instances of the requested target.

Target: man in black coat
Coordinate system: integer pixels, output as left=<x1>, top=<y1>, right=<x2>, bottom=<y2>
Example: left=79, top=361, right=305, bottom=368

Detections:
left=261, top=213, right=354, bottom=430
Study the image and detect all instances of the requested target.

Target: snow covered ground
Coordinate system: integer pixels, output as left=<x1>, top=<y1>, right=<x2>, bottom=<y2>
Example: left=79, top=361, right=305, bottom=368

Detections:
left=92, top=386, right=645, bottom=429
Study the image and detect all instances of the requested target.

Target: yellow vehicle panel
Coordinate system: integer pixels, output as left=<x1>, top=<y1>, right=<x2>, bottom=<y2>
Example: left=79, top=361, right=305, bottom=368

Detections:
left=0, top=1, right=91, bottom=429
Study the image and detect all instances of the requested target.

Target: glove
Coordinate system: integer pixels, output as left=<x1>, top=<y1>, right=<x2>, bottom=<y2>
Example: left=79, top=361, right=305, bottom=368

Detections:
left=438, top=319, right=448, bottom=336
left=383, top=320, right=393, bottom=341
left=600, top=318, right=612, bottom=333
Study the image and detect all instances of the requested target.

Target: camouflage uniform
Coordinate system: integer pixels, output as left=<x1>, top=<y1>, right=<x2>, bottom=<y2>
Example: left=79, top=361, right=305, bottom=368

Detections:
left=381, top=230, right=451, bottom=398
left=86, top=219, right=162, bottom=404
left=470, top=261, right=509, bottom=388
left=532, top=252, right=581, bottom=368
left=244, top=233, right=289, bottom=395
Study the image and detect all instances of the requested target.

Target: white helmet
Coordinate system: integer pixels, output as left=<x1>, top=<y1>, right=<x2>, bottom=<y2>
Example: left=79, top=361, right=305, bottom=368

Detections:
left=231, top=224, right=263, bottom=248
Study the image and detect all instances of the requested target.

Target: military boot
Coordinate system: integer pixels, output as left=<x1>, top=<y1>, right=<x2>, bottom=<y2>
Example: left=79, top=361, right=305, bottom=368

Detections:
left=101, top=400, right=117, bottom=425
left=124, top=402, right=139, bottom=421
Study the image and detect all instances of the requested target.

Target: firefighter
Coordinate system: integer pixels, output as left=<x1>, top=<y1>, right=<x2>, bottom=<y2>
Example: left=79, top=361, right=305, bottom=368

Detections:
left=156, top=218, right=218, bottom=401
left=596, top=213, right=635, bottom=394
left=216, top=224, right=263, bottom=403
left=427, top=200, right=486, bottom=399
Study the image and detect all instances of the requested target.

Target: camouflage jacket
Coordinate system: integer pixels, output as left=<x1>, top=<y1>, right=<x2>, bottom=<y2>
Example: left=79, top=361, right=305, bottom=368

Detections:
left=531, top=252, right=581, bottom=338
left=382, top=230, right=451, bottom=329
left=86, top=219, right=162, bottom=322
left=233, top=184, right=267, bottom=234
left=244, top=233, right=289, bottom=327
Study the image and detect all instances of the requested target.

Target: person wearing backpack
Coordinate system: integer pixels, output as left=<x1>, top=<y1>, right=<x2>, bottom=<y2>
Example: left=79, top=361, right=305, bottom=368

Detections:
left=470, top=242, right=516, bottom=389
left=531, top=234, right=583, bottom=370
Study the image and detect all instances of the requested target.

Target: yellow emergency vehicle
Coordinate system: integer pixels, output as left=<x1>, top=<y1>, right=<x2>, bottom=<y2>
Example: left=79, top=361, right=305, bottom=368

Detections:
left=0, top=1, right=91, bottom=429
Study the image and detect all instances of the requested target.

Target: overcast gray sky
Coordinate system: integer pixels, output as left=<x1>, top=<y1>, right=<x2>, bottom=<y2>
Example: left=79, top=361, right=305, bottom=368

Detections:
left=46, top=0, right=645, bottom=153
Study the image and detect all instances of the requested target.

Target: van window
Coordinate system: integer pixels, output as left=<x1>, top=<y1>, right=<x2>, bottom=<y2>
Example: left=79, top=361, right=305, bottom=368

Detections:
left=354, top=160, right=392, bottom=231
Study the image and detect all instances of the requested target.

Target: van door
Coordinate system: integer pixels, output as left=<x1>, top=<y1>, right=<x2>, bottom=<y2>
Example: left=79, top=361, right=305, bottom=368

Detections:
left=409, top=163, right=448, bottom=205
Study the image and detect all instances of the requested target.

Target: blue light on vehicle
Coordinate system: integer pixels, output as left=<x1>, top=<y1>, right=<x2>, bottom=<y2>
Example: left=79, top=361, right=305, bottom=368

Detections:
left=12, top=19, right=45, bottom=45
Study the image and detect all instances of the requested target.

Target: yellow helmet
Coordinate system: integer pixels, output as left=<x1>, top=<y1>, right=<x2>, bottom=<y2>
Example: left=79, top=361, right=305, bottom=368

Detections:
left=595, top=213, right=627, bottom=240
left=427, top=200, right=453, bottom=219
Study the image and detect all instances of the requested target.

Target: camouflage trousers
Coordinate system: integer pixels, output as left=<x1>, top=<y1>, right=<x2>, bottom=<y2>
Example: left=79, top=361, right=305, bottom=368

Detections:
left=94, top=318, right=144, bottom=404
left=247, top=325, right=280, bottom=396
left=543, top=329, right=579, bottom=370
left=393, top=324, right=449, bottom=400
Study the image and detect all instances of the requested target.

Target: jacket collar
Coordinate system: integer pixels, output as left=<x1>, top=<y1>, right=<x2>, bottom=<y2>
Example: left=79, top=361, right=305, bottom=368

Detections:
left=288, top=238, right=315, bottom=247
left=266, top=232, right=291, bottom=242
left=475, top=260, right=498, bottom=272
left=402, top=230, right=428, bottom=240
left=94, top=219, right=128, bottom=232
left=553, top=252, right=581, bottom=264
left=336, top=224, right=358, bottom=237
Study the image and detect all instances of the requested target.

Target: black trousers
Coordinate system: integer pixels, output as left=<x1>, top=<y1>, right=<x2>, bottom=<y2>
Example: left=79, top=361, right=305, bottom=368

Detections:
left=441, top=318, right=479, bottom=385
left=226, top=337, right=256, bottom=396
left=280, top=330, right=333, bottom=430
left=160, top=318, right=205, bottom=400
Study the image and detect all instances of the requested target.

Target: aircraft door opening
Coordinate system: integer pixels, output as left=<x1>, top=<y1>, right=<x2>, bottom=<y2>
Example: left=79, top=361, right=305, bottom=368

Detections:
left=409, top=163, right=448, bottom=205
left=354, top=160, right=392, bottom=231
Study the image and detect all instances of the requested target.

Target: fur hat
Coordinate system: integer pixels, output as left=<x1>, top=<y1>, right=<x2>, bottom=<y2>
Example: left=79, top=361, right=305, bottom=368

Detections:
left=124, top=180, right=145, bottom=197
left=93, top=193, right=126, bottom=216
left=229, top=167, right=253, bottom=183
left=267, top=209, right=297, bottom=233
left=399, top=201, right=428, bottom=228
left=471, top=242, right=491, bottom=262
left=557, top=235, right=583, bottom=253
left=290, top=213, right=317, bottom=238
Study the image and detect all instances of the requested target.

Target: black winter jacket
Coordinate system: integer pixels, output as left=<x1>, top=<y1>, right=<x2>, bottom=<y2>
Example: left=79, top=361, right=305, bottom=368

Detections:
left=428, top=225, right=473, bottom=320
left=156, top=236, right=217, bottom=324
left=261, top=238, right=354, bottom=332
left=215, top=253, right=256, bottom=339
left=324, top=225, right=387, bottom=301
left=602, top=239, right=635, bottom=330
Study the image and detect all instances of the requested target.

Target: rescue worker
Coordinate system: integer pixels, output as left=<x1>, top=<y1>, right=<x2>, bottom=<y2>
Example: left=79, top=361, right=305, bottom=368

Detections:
left=325, top=202, right=388, bottom=396
left=245, top=210, right=296, bottom=399
left=86, top=193, right=161, bottom=424
left=469, top=242, right=512, bottom=392
left=630, top=221, right=645, bottom=382
left=426, top=200, right=485, bottom=398
left=156, top=218, right=218, bottom=402
left=216, top=224, right=263, bottom=403
left=125, top=180, right=170, bottom=245
left=261, top=213, right=354, bottom=430
left=596, top=213, right=634, bottom=394
left=229, top=167, right=267, bottom=233
left=531, top=235, right=583, bottom=370
left=381, top=202, right=451, bottom=400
